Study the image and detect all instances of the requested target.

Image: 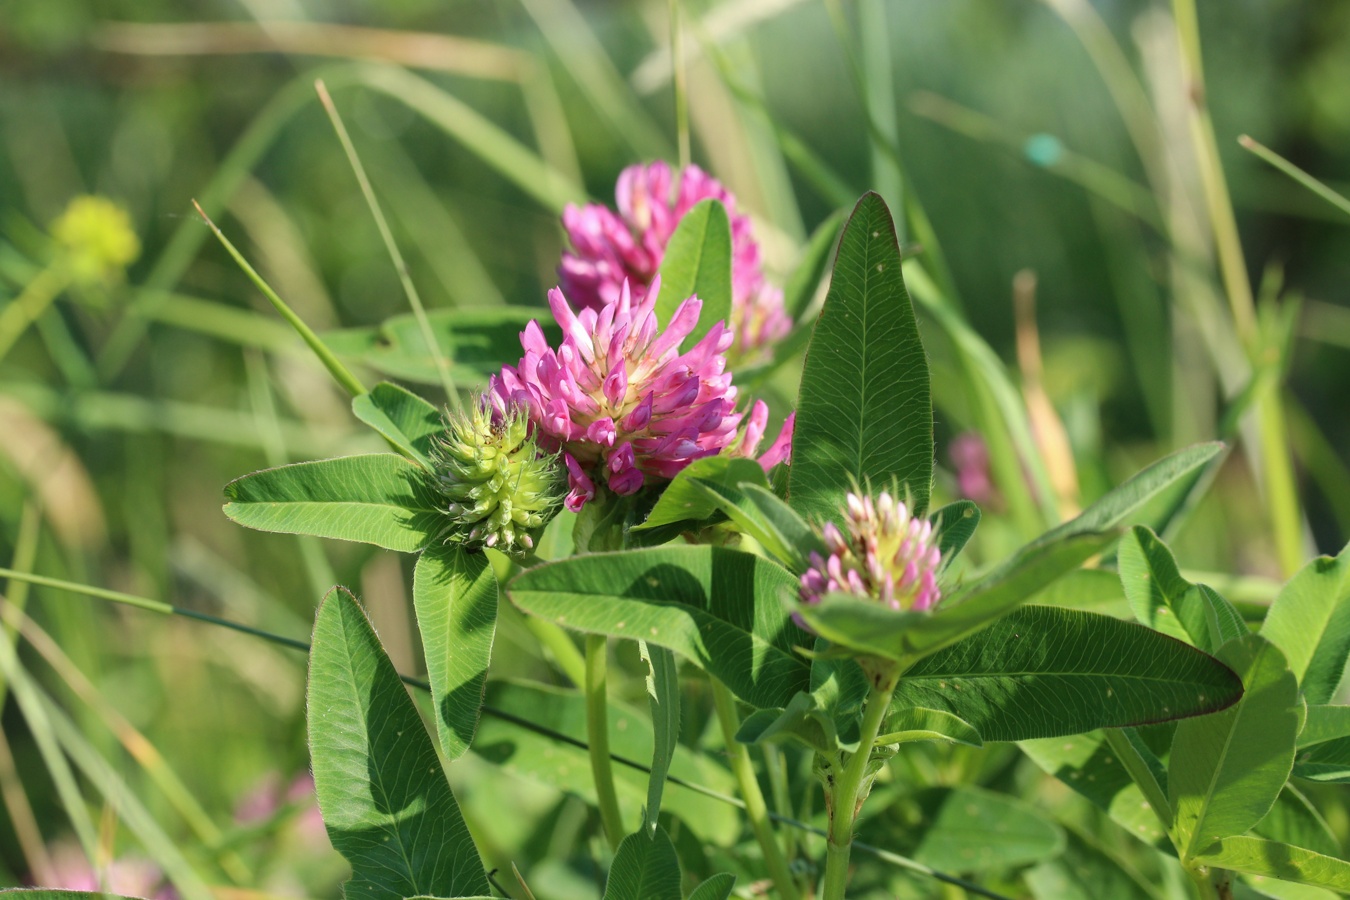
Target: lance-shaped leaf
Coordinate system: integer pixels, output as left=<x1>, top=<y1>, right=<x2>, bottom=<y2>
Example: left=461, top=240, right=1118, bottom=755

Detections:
left=224, top=454, right=443, bottom=552
left=602, top=826, right=683, bottom=900
left=1260, top=541, right=1350, bottom=705
left=795, top=531, right=1114, bottom=666
left=654, top=198, right=732, bottom=350
left=507, top=546, right=809, bottom=710
left=630, top=456, right=767, bottom=540
left=640, top=641, right=679, bottom=832
left=413, top=544, right=498, bottom=761
left=684, top=478, right=824, bottom=573
left=1195, top=836, right=1350, bottom=892
left=789, top=191, right=933, bottom=522
left=1169, top=634, right=1299, bottom=862
left=931, top=501, right=981, bottom=573
left=877, top=707, right=983, bottom=748
left=1119, top=526, right=1246, bottom=653
left=890, top=606, right=1244, bottom=742
left=308, top=587, right=489, bottom=900
left=736, top=688, right=841, bottom=755
left=688, top=873, right=737, bottom=900
left=352, top=381, right=443, bottom=467
left=1294, top=735, right=1350, bottom=783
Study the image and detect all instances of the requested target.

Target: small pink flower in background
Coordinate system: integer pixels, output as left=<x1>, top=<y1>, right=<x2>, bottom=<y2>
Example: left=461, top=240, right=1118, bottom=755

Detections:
left=235, top=771, right=328, bottom=848
left=489, top=278, right=744, bottom=511
left=798, top=490, right=942, bottom=625
left=949, top=432, right=995, bottom=506
left=560, top=161, right=791, bottom=361
left=39, top=840, right=170, bottom=899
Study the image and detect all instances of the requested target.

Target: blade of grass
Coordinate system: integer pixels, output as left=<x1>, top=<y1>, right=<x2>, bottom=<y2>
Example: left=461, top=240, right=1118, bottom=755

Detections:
left=1239, top=135, right=1350, bottom=219
left=192, top=200, right=365, bottom=397
left=671, top=0, right=691, bottom=170
left=314, top=79, right=458, bottom=406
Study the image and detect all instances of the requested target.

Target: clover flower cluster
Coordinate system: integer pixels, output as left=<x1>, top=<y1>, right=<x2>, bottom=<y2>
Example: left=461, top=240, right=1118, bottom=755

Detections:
left=560, top=161, right=791, bottom=360
left=430, top=402, right=565, bottom=554
left=799, top=490, right=942, bottom=614
left=490, top=278, right=751, bottom=511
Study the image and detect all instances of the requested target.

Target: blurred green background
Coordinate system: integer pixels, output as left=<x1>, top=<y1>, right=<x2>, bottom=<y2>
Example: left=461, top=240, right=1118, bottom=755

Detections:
left=1, top=0, right=1347, bottom=897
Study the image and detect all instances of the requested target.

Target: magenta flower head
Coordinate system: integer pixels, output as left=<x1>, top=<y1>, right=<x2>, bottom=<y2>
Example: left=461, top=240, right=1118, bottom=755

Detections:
left=799, top=490, right=942, bottom=622
left=488, top=277, right=744, bottom=512
left=559, top=161, right=791, bottom=360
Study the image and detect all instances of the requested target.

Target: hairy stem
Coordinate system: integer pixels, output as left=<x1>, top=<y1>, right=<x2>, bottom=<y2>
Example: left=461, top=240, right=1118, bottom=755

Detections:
left=821, top=671, right=898, bottom=900
left=710, top=678, right=802, bottom=900
left=585, top=633, right=625, bottom=849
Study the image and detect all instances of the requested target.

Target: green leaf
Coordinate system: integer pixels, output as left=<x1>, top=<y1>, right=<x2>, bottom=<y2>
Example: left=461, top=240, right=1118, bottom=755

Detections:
left=687, top=872, right=737, bottom=900
left=631, top=456, right=766, bottom=536
left=1020, top=731, right=1170, bottom=848
left=686, top=479, right=824, bottom=573
left=308, top=587, right=489, bottom=900
left=785, top=209, right=846, bottom=320
left=905, top=786, right=1065, bottom=873
left=324, top=306, right=561, bottom=386
left=654, top=198, right=732, bottom=350
left=1260, top=542, right=1350, bottom=704
left=1253, top=785, right=1341, bottom=859
left=1293, top=734, right=1350, bottom=783
left=474, top=680, right=738, bottom=844
left=413, top=544, right=498, bottom=761
left=931, top=501, right=981, bottom=572
left=352, top=382, right=443, bottom=467
left=795, top=531, right=1114, bottom=665
left=1119, top=526, right=1247, bottom=653
left=891, top=606, right=1245, bottom=742
left=1196, top=836, right=1350, bottom=892
left=1170, top=634, right=1300, bottom=861
left=789, top=191, right=933, bottom=522
left=1025, top=829, right=1163, bottom=900
left=1298, top=705, right=1350, bottom=748
left=507, top=546, right=809, bottom=710
left=640, top=641, right=679, bottom=833
left=602, top=826, right=682, bottom=900
left=736, top=689, right=840, bottom=755
left=1031, top=443, right=1223, bottom=550
left=877, top=707, right=982, bottom=748
left=223, top=454, right=443, bottom=552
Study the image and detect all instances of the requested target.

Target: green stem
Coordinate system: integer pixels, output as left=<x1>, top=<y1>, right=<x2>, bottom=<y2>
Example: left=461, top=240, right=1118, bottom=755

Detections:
left=709, top=679, right=802, bottom=900
left=524, top=617, right=586, bottom=689
left=1186, top=864, right=1221, bottom=900
left=1257, top=386, right=1303, bottom=577
left=821, top=672, right=899, bottom=900
left=585, top=633, right=625, bottom=849
left=0, top=265, right=69, bottom=364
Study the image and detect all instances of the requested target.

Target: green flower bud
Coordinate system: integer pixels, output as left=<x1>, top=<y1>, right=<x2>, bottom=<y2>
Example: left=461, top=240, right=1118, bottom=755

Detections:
left=51, top=195, right=140, bottom=288
left=431, top=403, right=565, bottom=556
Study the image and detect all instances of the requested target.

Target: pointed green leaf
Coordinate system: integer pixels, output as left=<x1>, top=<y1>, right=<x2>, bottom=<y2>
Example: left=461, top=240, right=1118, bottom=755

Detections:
left=795, top=531, right=1114, bottom=665
left=1253, top=785, right=1341, bottom=859
left=352, top=382, right=443, bottom=467
left=736, top=689, right=840, bottom=755
left=654, top=198, right=732, bottom=350
left=1170, top=634, right=1299, bottom=861
left=891, top=606, right=1244, bottom=742
left=474, top=680, right=738, bottom=844
left=507, top=546, right=809, bottom=709
left=1119, top=526, right=1247, bottom=653
left=602, top=826, right=682, bottom=900
left=789, top=191, right=933, bottom=522
left=631, top=456, right=766, bottom=536
left=308, top=587, right=489, bottom=900
left=1196, top=836, right=1350, bottom=892
left=688, top=873, right=737, bottom=900
left=1260, top=542, right=1350, bottom=704
left=1298, top=705, right=1350, bottom=749
left=685, top=479, right=824, bottom=573
left=413, top=544, right=498, bottom=761
left=640, top=641, right=679, bottom=832
left=223, top=454, right=443, bottom=551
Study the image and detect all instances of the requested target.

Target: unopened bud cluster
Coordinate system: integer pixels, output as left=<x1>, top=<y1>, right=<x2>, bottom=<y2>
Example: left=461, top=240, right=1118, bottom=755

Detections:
left=799, top=490, right=942, bottom=613
left=431, top=403, right=565, bottom=556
